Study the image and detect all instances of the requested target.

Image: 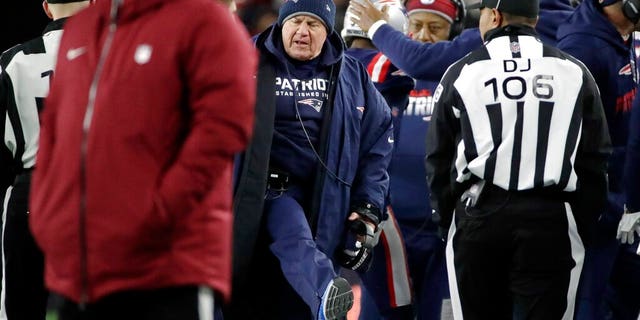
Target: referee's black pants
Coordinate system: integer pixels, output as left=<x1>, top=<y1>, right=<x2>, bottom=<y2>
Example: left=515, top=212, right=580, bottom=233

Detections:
left=446, top=185, right=584, bottom=320
left=1, top=171, right=48, bottom=320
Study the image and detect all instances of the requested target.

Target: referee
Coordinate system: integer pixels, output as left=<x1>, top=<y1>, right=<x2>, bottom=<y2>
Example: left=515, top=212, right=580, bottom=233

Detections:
left=425, top=0, right=611, bottom=319
left=0, top=1, right=91, bottom=319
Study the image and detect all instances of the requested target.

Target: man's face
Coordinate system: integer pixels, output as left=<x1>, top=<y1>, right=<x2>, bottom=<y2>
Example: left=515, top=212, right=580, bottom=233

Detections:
left=282, top=15, right=328, bottom=61
left=408, top=11, right=452, bottom=43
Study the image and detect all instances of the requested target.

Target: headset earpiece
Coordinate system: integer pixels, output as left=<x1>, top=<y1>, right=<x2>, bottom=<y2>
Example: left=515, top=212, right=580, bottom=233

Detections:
left=622, top=0, right=640, bottom=24
left=449, top=0, right=466, bottom=39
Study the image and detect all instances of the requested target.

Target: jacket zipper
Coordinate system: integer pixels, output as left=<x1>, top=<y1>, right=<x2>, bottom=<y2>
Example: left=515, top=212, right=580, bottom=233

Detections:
left=78, top=0, right=121, bottom=308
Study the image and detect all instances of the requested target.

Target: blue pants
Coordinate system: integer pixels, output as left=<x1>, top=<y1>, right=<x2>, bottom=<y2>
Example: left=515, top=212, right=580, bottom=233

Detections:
left=575, top=237, right=619, bottom=320
left=576, top=192, right=640, bottom=320
left=400, top=220, right=447, bottom=320
left=264, top=187, right=338, bottom=319
left=605, top=244, right=640, bottom=319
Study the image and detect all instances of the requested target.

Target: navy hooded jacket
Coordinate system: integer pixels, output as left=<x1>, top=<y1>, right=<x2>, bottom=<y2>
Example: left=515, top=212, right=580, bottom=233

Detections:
left=255, top=25, right=394, bottom=256
left=627, top=90, right=640, bottom=211
left=557, top=0, right=636, bottom=195
left=625, top=33, right=640, bottom=211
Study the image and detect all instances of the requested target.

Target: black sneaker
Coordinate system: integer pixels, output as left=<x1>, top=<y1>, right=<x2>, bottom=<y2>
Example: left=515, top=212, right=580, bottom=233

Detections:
left=318, top=277, right=354, bottom=320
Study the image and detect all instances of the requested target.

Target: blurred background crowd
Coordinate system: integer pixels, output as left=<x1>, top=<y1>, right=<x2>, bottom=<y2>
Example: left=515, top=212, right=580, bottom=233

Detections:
left=0, top=0, right=481, bottom=53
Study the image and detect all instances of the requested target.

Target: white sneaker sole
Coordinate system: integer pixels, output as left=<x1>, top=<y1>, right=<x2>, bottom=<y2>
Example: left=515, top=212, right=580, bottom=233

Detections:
left=321, top=277, right=354, bottom=320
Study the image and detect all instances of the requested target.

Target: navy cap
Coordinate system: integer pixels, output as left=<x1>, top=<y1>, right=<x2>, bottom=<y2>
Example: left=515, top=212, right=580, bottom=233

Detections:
left=278, top=0, right=337, bottom=32
left=467, top=0, right=539, bottom=18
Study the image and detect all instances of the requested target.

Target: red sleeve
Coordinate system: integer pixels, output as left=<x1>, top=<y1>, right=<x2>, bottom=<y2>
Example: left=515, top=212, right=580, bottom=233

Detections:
left=157, top=4, right=257, bottom=217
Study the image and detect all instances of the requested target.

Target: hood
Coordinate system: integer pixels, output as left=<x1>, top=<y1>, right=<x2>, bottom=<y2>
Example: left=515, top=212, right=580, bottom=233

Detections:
left=557, top=0, right=628, bottom=52
left=538, top=0, right=574, bottom=45
left=93, top=0, right=167, bottom=26
left=255, top=23, right=344, bottom=67
left=540, top=0, right=574, bottom=11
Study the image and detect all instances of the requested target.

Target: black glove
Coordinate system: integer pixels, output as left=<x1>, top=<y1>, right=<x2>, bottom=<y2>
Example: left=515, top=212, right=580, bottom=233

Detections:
left=336, top=219, right=375, bottom=273
left=431, top=209, right=450, bottom=242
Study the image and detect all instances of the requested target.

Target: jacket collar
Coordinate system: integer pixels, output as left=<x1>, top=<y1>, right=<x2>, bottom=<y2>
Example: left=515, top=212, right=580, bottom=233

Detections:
left=95, top=0, right=166, bottom=25
left=256, top=24, right=344, bottom=68
left=120, top=0, right=167, bottom=23
left=43, top=18, right=67, bottom=35
left=484, top=24, right=539, bottom=43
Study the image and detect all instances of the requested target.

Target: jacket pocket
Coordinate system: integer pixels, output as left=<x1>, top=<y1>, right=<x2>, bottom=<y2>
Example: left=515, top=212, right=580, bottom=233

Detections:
left=123, top=191, right=175, bottom=255
left=151, top=192, right=175, bottom=235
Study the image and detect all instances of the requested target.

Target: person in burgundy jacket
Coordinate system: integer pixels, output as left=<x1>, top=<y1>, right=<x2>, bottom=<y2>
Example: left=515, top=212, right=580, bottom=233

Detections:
left=28, top=0, right=257, bottom=319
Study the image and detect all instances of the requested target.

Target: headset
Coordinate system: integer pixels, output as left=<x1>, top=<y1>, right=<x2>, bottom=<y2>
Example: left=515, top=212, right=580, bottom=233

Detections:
left=623, top=0, right=640, bottom=24
left=449, top=0, right=467, bottom=39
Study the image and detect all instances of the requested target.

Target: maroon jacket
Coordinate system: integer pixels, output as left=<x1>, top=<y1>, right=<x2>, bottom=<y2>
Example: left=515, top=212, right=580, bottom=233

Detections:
left=30, top=0, right=256, bottom=303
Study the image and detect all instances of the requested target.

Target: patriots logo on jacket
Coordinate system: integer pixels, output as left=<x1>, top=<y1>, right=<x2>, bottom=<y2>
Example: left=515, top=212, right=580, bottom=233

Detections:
left=299, top=98, right=323, bottom=112
left=619, top=63, right=633, bottom=76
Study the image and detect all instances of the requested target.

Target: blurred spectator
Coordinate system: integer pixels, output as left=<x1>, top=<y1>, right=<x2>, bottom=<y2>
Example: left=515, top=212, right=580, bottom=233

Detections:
left=29, top=0, right=256, bottom=319
left=237, top=1, right=351, bottom=39
left=334, top=0, right=349, bottom=34
left=241, top=4, right=278, bottom=35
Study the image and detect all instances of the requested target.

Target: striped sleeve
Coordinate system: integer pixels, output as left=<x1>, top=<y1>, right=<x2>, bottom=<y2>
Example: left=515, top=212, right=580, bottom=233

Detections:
left=367, top=53, right=392, bottom=83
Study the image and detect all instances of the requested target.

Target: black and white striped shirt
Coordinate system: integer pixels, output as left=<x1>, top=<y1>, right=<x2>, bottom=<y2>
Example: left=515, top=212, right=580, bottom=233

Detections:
left=1, top=19, right=64, bottom=179
left=426, top=25, right=611, bottom=219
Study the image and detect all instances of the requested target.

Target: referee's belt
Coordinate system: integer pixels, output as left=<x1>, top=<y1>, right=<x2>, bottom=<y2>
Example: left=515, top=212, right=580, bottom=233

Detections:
left=13, top=167, right=34, bottom=185
left=479, top=182, right=573, bottom=202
